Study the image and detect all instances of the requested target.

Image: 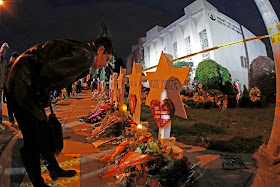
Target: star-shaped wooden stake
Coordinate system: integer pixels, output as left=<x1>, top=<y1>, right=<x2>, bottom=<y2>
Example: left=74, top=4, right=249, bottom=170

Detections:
left=129, top=62, right=142, bottom=104
left=129, top=62, right=144, bottom=123
left=112, top=72, right=118, bottom=102
left=146, top=52, right=191, bottom=118
left=109, top=75, right=113, bottom=101
left=118, top=67, right=127, bottom=114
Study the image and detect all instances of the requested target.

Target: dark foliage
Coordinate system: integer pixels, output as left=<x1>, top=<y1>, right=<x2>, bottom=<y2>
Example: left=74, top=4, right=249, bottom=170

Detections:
left=239, top=95, right=267, bottom=108
left=249, top=56, right=276, bottom=99
left=173, top=61, right=194, bottom=77
left=114, top=54, right=125, bottom=73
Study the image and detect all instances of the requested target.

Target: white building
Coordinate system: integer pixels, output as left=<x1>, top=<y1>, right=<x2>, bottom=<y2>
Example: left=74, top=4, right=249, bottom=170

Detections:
left=142, top=0, right=267, bottom=88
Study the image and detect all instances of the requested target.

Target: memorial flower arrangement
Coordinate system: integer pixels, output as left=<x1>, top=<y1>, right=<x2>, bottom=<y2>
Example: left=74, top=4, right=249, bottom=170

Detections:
left=249, top=86, right=261, bottom=102
left=181, top=93, right=214, bottom=109
left=90, top=99, right=106, bottom=113
left=78, top=101, right=114, bottom=124
left=83, top=110, right=125, bottom=143
left=85, top=59, right=205, bottom=186
left=215, top=94, right=228, bottom=109
left=98, top=122, right=205, bottom=186
left=91, top=89, right=108, bottom=101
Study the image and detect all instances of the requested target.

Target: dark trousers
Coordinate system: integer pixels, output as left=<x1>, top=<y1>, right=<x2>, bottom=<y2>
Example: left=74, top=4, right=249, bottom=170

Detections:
left=13, top=104, right=61, bottom=186
left=7, top=100, right=14, bottom=122
left=5, top=93, right=15, bottom=123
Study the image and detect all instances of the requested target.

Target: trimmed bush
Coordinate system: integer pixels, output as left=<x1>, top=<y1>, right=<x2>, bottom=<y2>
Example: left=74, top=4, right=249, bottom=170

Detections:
left=194, top=59, right=231, bottom=90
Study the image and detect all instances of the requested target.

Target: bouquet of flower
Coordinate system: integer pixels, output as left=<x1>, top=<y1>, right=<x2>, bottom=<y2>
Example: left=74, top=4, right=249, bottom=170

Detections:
left=249, top=86, right=261, bottom=102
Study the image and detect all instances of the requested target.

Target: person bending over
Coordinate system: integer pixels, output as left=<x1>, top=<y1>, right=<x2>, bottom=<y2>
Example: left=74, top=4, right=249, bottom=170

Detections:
left=7, top=37, right=113, bottom=187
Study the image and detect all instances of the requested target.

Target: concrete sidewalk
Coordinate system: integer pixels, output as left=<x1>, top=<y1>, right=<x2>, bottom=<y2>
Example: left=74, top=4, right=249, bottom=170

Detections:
left=0, top=91, right=113, bottom=187
left=0, top=90, right=279, bottom=187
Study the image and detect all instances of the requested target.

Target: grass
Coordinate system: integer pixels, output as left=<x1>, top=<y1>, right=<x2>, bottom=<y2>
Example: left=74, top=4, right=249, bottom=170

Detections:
left=138, top=104, right=275, bottom=153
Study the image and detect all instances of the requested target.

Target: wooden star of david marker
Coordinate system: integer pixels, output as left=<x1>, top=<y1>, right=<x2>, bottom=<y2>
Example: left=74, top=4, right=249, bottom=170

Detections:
left=129, top=62, right=145, bottom=124
left=109, top=75, right=113, bottom=101
left=118, top=67, right=127, bottom=114
left=129, top=62, right=142, bottom=104
left=118, top=67, right=127, bottom=95
left=112, top=72, right=118, bottom=102
left=146, top=52, right=190, bottom=158
left=146, top=52, right=191, bottom=119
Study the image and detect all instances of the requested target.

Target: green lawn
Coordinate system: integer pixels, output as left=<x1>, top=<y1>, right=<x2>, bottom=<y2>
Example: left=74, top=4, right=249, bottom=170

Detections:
left=139, top=104, right=275, bottom=153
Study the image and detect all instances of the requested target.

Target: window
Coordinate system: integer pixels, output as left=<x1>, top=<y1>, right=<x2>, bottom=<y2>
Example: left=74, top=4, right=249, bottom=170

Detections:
left=173, top=42, right=178, bottom=59
left=184, top=36, right=192, bottom=61
left=199, top=29, right=210, bottom=60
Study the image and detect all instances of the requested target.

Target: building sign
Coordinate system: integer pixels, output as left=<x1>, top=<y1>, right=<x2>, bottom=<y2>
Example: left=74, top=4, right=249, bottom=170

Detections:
left=208, top=12, right=242, bottom=35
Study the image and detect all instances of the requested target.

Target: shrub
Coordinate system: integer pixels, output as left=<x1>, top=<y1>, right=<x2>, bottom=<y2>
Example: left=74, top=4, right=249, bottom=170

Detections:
left=206, top=89, right=223, bottom=97
left=194, top=59, right=231, bottom=90
left=173, top=61, right=194, bottom=77
left=227, top=95, right=237, bottom=108
left=239, top=95, right=267, bottom=108
left=249, top=56, right=276, bottom=99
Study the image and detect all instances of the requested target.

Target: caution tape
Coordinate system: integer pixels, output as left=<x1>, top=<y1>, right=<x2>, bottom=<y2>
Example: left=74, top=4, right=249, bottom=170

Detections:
left=137, top=32, right=279, bottom=75
left=271, top=32, right=280, bottom=44
left=267, top=22, right=280, bottom=32
left=123, top=32, right=280, bottom=78
left=95, top=32, right=276, bottom=82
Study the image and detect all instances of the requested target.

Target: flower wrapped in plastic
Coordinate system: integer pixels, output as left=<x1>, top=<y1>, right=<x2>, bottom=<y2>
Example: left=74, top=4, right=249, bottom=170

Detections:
left=100, top=151, right=160, bottom=179
left=99, top=139, right=129, bottom=162
left=84, top=111, right=123, bottom=142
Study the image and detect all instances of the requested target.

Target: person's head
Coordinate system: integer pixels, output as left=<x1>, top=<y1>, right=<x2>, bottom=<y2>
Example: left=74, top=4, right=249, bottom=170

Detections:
left=9, top=51, right=20, bottom=63
left=0, top=42, right=9, bottom=56
left=91, top=36, right=114, bottom=69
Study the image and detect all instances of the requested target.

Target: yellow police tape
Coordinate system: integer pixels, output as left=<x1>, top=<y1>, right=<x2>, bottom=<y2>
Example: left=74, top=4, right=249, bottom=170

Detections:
left=136, top=32, right=280, bottom=76
left=271, top=32, right=280, bottom=44
left=267, top=22, right=280, bottom=32
left=102, top=32, right=280, bottom=82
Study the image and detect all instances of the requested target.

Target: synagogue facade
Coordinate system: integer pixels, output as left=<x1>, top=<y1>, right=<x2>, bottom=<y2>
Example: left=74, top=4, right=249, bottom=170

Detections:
left=139, top=0, right=267, bottom=88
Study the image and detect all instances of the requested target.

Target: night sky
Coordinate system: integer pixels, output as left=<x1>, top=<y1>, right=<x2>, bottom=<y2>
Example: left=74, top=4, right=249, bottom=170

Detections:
left=0, top=0, right=279, bottom=61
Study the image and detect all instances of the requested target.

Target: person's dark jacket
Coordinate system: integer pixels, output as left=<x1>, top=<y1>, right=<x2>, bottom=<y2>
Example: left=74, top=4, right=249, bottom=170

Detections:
left=7, top=39, right=96, bottom=121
